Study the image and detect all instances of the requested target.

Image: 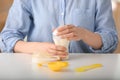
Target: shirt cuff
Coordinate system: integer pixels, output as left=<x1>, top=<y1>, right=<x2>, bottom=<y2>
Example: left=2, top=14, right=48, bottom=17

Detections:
left=89, top=32, right=118, bottom=53
left=0, top=37, right=23, bottom=53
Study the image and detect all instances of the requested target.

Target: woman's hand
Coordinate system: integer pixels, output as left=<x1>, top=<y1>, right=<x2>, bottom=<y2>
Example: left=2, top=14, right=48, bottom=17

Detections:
left=34, top=42, right=68, bottom=57
left=14, top=41, right=68, bottom=57
left=56, top=24, right=86, bottom=41
left=56, top=24, right=102, bottom=50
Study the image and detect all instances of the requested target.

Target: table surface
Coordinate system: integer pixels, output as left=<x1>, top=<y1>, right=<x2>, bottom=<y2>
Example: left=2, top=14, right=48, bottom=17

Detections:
left=0, top=53, right=120, bottom=80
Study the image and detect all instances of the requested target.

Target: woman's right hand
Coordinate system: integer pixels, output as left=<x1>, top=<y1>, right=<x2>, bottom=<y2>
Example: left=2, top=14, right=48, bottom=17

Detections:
left=14, top=41, right=68, bottom=57
left=33, top=42, right=68, bottom=57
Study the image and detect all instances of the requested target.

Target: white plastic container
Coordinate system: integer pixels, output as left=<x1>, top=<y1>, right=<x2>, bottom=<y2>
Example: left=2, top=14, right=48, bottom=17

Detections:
left=53, top=29, right=69, bottom=60
left=32, top=52, right=59, bottom=64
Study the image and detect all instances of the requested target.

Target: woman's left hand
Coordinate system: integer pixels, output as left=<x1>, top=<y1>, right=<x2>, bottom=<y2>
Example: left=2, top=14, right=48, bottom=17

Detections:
left=56, top=24, right=102, bottom=50
left=56, top=24, right=86, bottom=41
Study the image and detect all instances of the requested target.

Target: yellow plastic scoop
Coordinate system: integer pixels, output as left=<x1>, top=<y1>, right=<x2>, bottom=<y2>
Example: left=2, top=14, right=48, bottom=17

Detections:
left=75, top=64, right=103, bottom=72
left=37, top=61, right=69, bottom=72
left=48, top=61, right=69, bottom=72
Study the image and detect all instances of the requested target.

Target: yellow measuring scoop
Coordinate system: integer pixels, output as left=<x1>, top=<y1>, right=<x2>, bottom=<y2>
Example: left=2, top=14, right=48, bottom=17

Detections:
left=37, top=61, right=69, bottom=72
left=48, top=61, right=69, bottom=72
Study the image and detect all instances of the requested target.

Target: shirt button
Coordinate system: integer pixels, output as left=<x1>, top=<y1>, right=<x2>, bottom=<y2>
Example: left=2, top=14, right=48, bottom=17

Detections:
left=61, top=12, right=64, bottom=16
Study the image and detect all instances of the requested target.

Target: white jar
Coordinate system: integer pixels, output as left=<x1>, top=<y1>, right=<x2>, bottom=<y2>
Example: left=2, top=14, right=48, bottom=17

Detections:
left=32, top=52, right=59, bottom=64
left=53, top=29, right=69, bottom=60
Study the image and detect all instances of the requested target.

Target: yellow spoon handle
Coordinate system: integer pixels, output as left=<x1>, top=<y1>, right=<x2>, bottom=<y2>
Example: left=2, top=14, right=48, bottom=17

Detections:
left=75, top=64, right=103, bottom=72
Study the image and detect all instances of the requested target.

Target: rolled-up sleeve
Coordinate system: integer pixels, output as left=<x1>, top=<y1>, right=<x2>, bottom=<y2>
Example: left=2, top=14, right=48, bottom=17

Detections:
left=90, top=0, right=118, bottom=53
left=0, top=0, right=32, bottom=53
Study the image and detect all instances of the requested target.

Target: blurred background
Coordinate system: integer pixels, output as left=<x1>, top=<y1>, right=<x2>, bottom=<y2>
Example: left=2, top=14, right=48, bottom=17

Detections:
left=0, top=0, right=120, bottom=53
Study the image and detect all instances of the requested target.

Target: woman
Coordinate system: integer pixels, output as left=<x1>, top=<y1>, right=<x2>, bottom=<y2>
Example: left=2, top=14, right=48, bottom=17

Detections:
left=0, top=0, right=118, bottom=57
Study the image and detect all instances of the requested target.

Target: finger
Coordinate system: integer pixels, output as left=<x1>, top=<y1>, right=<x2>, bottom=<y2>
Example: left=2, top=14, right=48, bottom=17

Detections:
left=50, top=45, right=66, bottom=51
left=61, top=32, right=75, bottom=39
left=56, top=51, right=68, bottom=55
left=57, top=28, right=74, bottom=36
left=57, top=46, right=67, bottom=51
left=57, top=25, right=73, bottom=32
left=47, top=48, right=57, bottom=55
left=67, top=36, right=80, bottom=41
left=48, top=49, right=68, bottom=56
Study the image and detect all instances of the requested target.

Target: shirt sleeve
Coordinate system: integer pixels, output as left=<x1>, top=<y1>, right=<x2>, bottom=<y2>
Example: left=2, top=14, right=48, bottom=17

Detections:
left=0, top=0, right=32, bottom=53
left=89, top=0, right=118, bottom=53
